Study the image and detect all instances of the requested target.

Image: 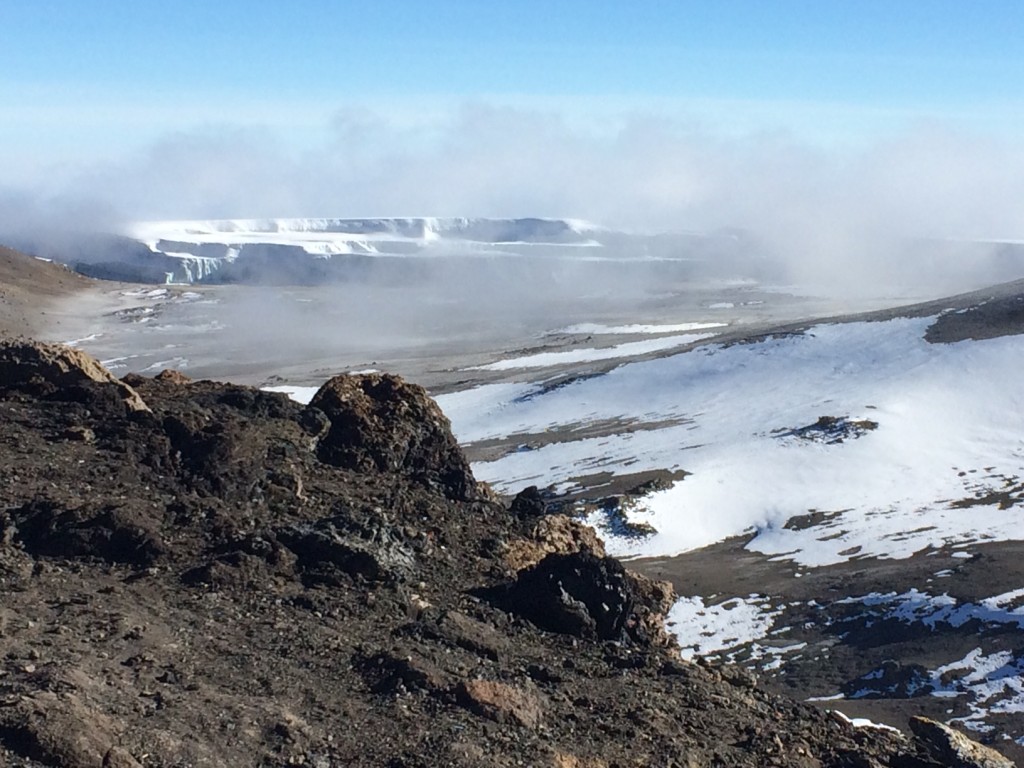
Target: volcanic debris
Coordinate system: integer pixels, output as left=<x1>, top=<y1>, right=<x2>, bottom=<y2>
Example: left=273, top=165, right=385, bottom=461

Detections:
left=0, top=339, right=1011, bottom=767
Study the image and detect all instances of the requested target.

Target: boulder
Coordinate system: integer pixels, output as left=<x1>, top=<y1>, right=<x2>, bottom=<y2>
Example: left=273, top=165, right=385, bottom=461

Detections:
left=276, top=516, right=415, bottom=586
left=456, top=679, right=543, bottom=729
left=0, top=339, right=148, bottom=412
left=504, top=514, right=606, bottom=571
left=509, top=485, right=547, bottom=519
left=623, top=570, right=677, bottom=647
left=499, top=550, right=677, bottom=645
left=154, top=368, right=192, bottom=385
left=307, top=373, right=475, bottom=499
left=500, top=551, right=636, bottom=641
left=909, top=717, right=1015, bottom=768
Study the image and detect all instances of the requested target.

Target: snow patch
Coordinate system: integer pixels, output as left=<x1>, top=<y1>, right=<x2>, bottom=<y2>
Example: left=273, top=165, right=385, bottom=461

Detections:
left=836, top=588, right=1024, bottom=630
left=443, top=316, right=1024, bottom=565
left=263, top=385, right=320, bottom=404
left=831, top=711, right=901, bottom=733
left=667, top=594, right=782, bottom=659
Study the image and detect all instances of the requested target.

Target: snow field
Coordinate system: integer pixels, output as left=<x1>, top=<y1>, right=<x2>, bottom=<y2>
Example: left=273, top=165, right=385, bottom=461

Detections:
left=438, top=316, right=1024, bottom=565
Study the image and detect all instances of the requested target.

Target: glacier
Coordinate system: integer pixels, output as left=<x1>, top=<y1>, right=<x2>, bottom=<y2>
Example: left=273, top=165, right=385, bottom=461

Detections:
left=129, top=217, right=607, bottom=284
left=95, top=217, right=769, bottom=285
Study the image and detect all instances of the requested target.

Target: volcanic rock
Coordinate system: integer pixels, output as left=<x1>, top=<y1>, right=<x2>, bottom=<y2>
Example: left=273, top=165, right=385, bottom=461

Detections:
left=455, top=679, right=544, bottom=728
left=153, top=368, right=191, bottom=385
left=498, top=551, right=644, bottom=641
left=307, top=373, right=476, bottom=499
left=0, top=339, right=148, bottom=412
left=504, top=513, right=607, bottom=571
left=0, top=339, right=1009, bottom=767
left=4, top=499, right=165, bottom=566
left=275, top=513, right=416, bottom=586
left=910, top=717, right=1015, bottom=768
left=509, top=485, right=547, bottom=518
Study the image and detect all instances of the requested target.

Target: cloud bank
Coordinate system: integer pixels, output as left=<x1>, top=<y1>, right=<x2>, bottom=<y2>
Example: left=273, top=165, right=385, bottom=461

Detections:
left=4, top=103, right=1024, bottom=295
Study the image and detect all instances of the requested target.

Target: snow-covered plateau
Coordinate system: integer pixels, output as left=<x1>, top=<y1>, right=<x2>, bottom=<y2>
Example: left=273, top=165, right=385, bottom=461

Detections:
left=438, top=313, right=1024, bottom=565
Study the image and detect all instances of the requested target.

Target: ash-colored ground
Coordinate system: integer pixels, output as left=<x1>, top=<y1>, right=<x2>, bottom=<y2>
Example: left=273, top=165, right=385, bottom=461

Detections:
left=41, top=271, right=929, bottom=392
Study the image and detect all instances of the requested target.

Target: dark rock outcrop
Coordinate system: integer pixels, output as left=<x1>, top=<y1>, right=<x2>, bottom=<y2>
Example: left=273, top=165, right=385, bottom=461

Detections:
left=307, top=373, right=476, bottom=499
left=910, top=717, right=1015, bottom=768
left=276, top=514, right=416, bottom=586
left=509, top=485, right=547, bottom=519
left=4, top=500, right=165, bottom=567
left=498, top=548, right=674, bottom=646
left=503, top=513, right=607, bottom=571
left=0, top=339, right=148, bottom=412
left=499, top=551, right=644, bottom=641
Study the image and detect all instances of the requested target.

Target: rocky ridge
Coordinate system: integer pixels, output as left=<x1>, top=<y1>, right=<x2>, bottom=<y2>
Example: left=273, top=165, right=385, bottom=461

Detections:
left=0, top=340, right=1012, bottom=767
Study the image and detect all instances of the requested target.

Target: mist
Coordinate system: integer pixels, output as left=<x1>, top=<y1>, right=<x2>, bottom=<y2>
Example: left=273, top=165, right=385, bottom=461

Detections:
left=6, top=103, right=1024, bottom=301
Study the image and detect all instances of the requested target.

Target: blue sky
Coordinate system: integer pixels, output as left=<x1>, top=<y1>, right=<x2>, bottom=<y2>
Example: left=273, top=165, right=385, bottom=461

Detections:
left=5, top=1, right=1022, bottom=99
left=4, top=2, right=1023, bottom=148
left=3, top=1, right=1024, bottom=230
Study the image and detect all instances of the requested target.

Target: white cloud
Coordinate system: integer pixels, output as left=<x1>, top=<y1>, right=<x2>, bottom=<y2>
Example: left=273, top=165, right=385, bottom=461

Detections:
left=4, top=102, right=1024, bottom=295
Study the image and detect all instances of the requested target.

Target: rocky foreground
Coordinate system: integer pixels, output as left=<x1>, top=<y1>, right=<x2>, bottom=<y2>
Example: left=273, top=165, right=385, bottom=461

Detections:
left=0, top=340, right=1013, bottom=767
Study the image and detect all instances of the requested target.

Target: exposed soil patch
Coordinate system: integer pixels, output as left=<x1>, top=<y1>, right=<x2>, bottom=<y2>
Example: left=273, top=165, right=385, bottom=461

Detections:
left=0, top=247, right=93, bottom=338
left=926, top=295, right=1024, bottom=343
left=772, top=415, right=879, bottom=445
left=462, top=417, right=691, bottom=464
